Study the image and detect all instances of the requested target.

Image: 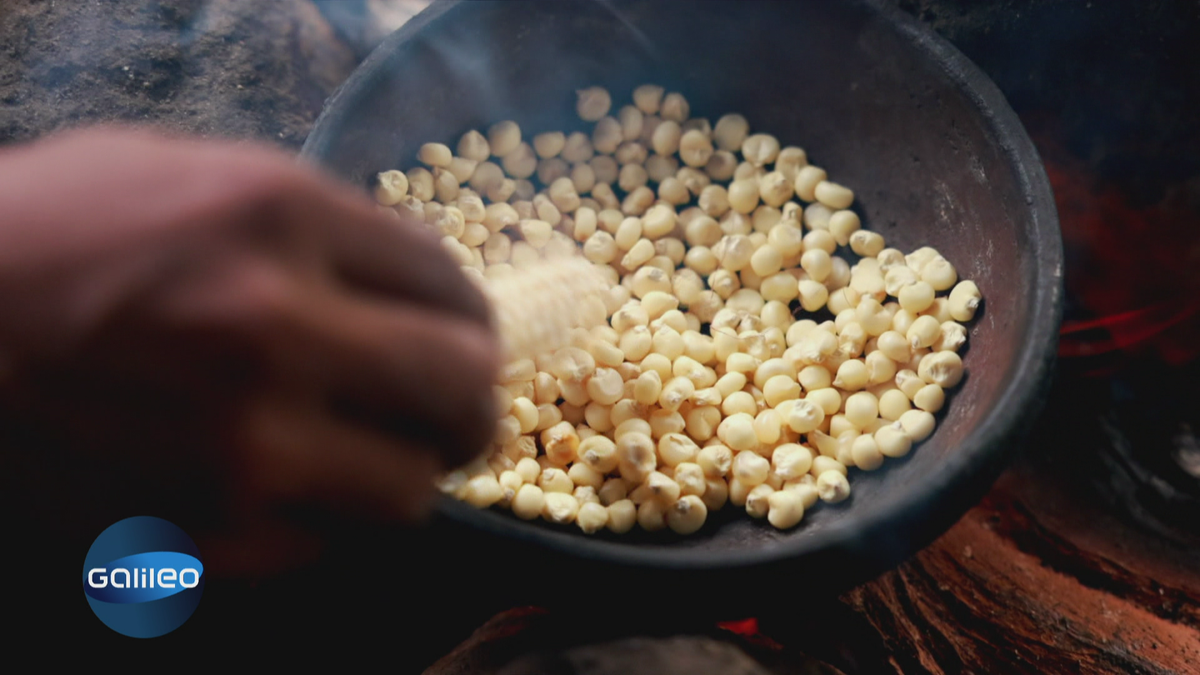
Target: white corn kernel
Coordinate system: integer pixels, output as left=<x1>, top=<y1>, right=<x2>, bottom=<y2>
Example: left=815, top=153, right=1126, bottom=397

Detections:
left=816, top=471, right=851, bottom=503
left=865, top=350, right=897, bottom=385
left=783, top=476, right=820, bottom=509
left=374, top=170, right=409, bottom=205
left=696, top=443, right=734, bottom=478
left=829, top=414, right=857, bottom=438
left=462, top=474, right=504, bottom=508
left=483, top=122, right=519, bottom=158
left=660, top=92, right=690, bottom=122
left=630, top=83, right=664, bottom=113
left=657, top=432, right=699, bottom=467
left=511, top=484, right=545, bottom=520
left=797, top=363, right=831, bottom=388
left=678, top=129, right=714, bottom=167
left=907, top=314, right=941, bottom=350
left=538, top=467, right=574, bottom=494
left=898, top=280, right=935, bottom=313
left=575, top=86, right=612, bottom=121
left=920, top=256, right=958, bottom=291
left=633, top=370, right=663, bottom=406
left=541, top=421, right=580, bottom=465
left=767, top=490, right=805, bottom=529
left=674, top=462, right=707, bottom=497
left=417, top=142, right=452, bottom=168
left=804, top=387, right=841, bottom=416
left=793, top=165, right=827, bottom=202
left=828, top=210, right=861, bottom=245
left=512, top=397, right=539, bottom=434
left=457, top=129, right=491, bottom=162
left=566, top=462, right=604, bottom=490
left=781, top=398, right=823, bottom=434
left=892, top=312, right=916, bottom=341
left=918, top=350, right=964, bottom=388
left=877, top=330, right=912, bottom=363
left=717, top=413, right=759, bottom=451
left=805, top=202, right=833, bottom=231
left=543, top=492, right=580, bottom=524
left=771, top=443, right=814, bottom=480
left=761, top=375, right=800, bottom=408
left=948, top=280, right=982, bottom=322
left=683, top=405, right=720, bottom=442
left=745, top=484, right=774, bottom=518
left=758, top=171, right=793, bottom=208
left=812, top=180, right=853, bottom=208
left=617, top=431, right=657, bottom=484
left=712, top=113, right=749, bottom=151
left=934, top=321, right=968, bottom=352
left=599, top=499, right=633, bottom=534
left=899, top=409, right=936, bottom=441
left=586, top=367, right=624, bottom=405
left=895, top=369, right=924, bottom=400
left=878, top=389, right=912, bottom=421
left=575, top=502, right=609, bottom=534
left=850, top=434, right=884, bottom=471
left=646, top=471, right=682, bottom=504
left=616, top=104, right=644, bottom=141
left=849, top=230, right=885, bottom=258
left=637, top=499, right=668, bottom=531
left=844, top=391, right=879, bottom=428
left=501, top=453, right=536, bottom=484
left=742, top=134, right=780, bottom=167
left=811, top=455, right=847, bottom=478
left=448, top=157, right=480, bottom=185
left=579, top=435, right=619, bottom=474
left=875, top=423, right=913, bottom=458
left=659, top=376, right=695, bottom=412
left=728, top=179, right=760, bottom=214
left=800, top=249, right=833, bottom=282
left=913, top=383, right=945, bottom=412
left=750, top=244, right=784, bottom=277
left=832, top=359, right=869, bottom=391
left=751, top=409, right=782, bottom=445
left=562, top=132, right=595, bottom=164
left=406, top=167, right=435, bottom=201
left=596, top=478, right=627, bottom=507
left=922, top=297, right=953, bottom=324
left=827, top=287, right=861, bottom=316
left=774, top=145, right=808, bottom=181
left=666, top=495, right=707, bottom=534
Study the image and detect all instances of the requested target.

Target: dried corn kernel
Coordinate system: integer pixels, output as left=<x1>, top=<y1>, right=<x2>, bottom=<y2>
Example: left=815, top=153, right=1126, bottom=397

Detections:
left=416, top=84, right=982, bottom=535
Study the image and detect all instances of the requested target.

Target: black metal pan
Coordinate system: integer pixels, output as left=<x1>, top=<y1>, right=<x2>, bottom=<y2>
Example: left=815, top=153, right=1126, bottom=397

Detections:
left=301, top=0, right=1062, bottom=615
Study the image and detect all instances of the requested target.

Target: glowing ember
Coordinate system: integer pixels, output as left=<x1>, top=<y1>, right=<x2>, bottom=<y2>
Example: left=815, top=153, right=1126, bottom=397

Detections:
left=1032, top=123, right=1200, bottom=371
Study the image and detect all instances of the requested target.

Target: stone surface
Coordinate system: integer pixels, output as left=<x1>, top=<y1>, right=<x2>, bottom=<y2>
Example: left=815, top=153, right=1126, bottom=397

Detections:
left=0, top=0, right=359, bottom=148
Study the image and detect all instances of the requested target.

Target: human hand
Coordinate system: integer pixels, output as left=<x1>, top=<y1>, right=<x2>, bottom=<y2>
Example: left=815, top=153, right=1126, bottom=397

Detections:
left=0, top=127, right=499, bottom=576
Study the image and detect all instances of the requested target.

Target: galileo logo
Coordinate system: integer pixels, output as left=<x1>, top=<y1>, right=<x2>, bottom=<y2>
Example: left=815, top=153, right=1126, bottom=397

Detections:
left=82, top=516, right=204, bottom=638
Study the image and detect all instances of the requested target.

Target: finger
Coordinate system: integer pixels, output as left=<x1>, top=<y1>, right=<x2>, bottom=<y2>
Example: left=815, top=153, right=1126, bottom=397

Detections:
left=274, top=283, right=500, bottom=467
left=259, top=162, right=495, bottom=330
left=34, top=127, right=494, bottom=330
left=193, top=516, right=326, bottom=580
left=232, top=393, right=444, bottom=524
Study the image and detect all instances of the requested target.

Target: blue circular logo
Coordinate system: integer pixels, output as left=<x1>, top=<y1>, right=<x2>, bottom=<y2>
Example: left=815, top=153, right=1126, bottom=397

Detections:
left=82, top=516, right=204, bottom=638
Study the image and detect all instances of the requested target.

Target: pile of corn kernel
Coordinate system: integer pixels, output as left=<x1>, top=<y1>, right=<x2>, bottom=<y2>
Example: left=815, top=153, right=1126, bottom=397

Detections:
left=373, top=84, right=983, bottom=535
